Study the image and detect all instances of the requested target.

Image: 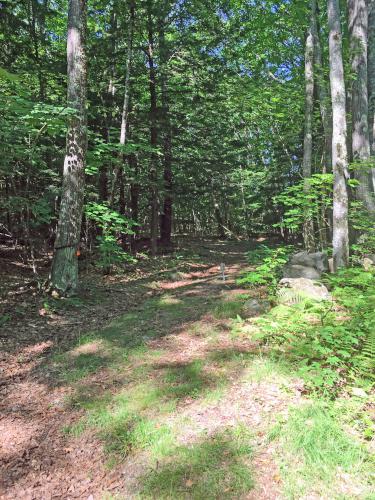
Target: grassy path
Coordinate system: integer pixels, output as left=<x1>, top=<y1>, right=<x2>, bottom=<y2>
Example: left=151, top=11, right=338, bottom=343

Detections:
left=1, top=240, right=373, bottom=499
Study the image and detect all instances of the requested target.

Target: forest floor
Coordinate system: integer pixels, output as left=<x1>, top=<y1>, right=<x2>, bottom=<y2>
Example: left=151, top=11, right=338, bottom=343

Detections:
left=0, top=239, right=373, bottom=499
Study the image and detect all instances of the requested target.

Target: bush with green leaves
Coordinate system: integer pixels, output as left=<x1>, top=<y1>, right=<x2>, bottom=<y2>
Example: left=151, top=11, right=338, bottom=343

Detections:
left=85, top=202, right=136, bottom=272
left=349, top=201, right=375, bottom=261
left=254, top=266, right=375, bottom=396
left=274, top=173, right=333, bottom=248
left=237, top=244, right=293, bottom=293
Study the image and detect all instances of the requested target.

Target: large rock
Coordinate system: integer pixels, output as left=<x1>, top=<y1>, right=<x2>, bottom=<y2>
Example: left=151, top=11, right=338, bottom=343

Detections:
left=362, top=257, right=374, bottom=271
left=278, top=277, right=331, bottom=304
left=364, top=254, right=375, bottom=265
left=241, top=298, right=271, bottom=318
left=283, top=264, right=321, bottom=280
left=289, top=251, right=329, bottom=273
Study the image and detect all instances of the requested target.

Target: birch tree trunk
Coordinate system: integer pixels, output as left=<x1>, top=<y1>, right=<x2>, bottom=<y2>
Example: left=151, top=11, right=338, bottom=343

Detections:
left=50, top=0, right=87, bottom=295
left=327, top=0, right=350, bottom=269
left=367, top=0, right=375, bottom=191
left=348, top=0, right=375, bottom=211
left=302, top=0, right=316, bottom=252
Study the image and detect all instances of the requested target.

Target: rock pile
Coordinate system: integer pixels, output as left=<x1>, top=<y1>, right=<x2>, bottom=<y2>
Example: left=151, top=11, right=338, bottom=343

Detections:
left=278, top=251, right=331, bottom=304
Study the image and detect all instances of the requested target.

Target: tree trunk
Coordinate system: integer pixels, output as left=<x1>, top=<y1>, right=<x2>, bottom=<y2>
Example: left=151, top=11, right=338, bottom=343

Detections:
left=147, top=1, right=159, bottom=257
left=367, top=0, right=375, bottom=191
left=313, top=2, right=333, bottom=172
left=129, top=152, right=139, bottom=250
left=109, top=1, right=135, bottom=208
left=349, top=0, right=375, bottom=211
left=327, top=0, right=350, bottom=269
left=28, top=0, right=46, bottom=100
left=302, top=1, right=316, bottom=252
left=50, top=0, right=87, bottom=295
left=158, top=16, right=173, bottom=246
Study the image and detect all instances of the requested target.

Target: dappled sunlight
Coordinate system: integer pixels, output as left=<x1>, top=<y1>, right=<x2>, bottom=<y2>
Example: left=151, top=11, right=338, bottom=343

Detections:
left=140, top=428, right=254, bottom=499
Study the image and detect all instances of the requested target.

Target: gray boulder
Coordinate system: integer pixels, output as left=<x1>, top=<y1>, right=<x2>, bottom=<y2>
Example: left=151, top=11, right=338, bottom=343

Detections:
left=289, top=251, right=329, bottom=273
left=278, top=277, right=331, bottom=304
left=364, top=254, right=375, bottom=265
left=362, top=257, right=374, bottom=271
left=283, top=264, right=321, bottom=280
left=242, top=298, right=271, bottom=318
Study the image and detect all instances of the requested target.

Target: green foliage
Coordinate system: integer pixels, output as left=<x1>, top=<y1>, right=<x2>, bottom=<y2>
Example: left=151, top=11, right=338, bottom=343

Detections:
left=237, top=244, right=293, bottom=292
left=85, top=203, right=136, bottom=272
left=274, top=174, right=333, bottom=245
left=253, top=266, right=375, bottom=395
left=327, top=267, right=375, bottom=381
left=350, top=201, right=375, bottom=259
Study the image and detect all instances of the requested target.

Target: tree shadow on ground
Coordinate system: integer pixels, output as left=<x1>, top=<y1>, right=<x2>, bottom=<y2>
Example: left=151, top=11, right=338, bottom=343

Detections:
left=139, top=427, right=254, bottom=499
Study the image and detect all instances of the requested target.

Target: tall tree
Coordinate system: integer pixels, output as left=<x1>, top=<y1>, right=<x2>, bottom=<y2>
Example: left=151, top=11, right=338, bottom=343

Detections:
left=109, top=0, right=135, bottom=208
left=146, top=0, right=159, bottom=256
left=367, top=0, right=375, bottom=191
left=313, top=2, right=332, bottom=172
left=348, top=0, right=375, bottom=212
left=302, top=0, right=316, bottom=252
left=158, top=8, right=173, bottom=246
left=327, top=0, right=350, bottom=268
left=49, top=0, right=87, bottom=294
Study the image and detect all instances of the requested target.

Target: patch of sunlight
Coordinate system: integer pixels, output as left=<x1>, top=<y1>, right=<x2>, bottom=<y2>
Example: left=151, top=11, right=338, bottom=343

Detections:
left=268, top=401, right=373, bottom=499
left=69, top=339, right=106, bottom=358
left=244, top=356, right=293, bottom=384
left=103, top=415, right=175, bottom=461
left=202, top=383, right=227, bottom=403
left=139, top=425, right=254, bottom=499
left=158, top=294, right=182, bottom=306
left=189, top=322, right=220, bottom=338
left=115, top=381, right=165, bottom=414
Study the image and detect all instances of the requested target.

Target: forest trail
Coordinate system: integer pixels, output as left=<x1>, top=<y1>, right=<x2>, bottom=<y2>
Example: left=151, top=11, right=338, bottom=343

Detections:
left=1, top=239, right=304, bottom=499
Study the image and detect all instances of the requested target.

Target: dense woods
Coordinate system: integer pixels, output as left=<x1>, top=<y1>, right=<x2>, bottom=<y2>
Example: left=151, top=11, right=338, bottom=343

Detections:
left=2, top=0, right=372, bottom=288
left=1, top=1, right=374, bottom=498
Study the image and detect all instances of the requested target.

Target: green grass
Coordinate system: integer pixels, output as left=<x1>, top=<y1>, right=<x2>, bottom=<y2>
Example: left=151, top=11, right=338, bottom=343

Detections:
left=140, top=426, right=254, bottom=499
left=213, top=298, right=245, bottom=319
left=52, top=255, right=375, bottom=498
left=269, top=402, right=373, bottom=498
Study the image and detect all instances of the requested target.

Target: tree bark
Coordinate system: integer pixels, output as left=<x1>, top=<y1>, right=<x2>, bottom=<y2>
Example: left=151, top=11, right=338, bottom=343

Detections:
left=302, top=0, right=316, bottom=252
left=129, top=152, right=140, bottom=250
left=147, top=1, right=159, bottom=257
left=367, top=0, right=375, bottom=191
left=313, top=2, right=333, bottom=172
left=109, top=1, right=135, bottom=208
left=158, top=15, right=173, bottom=246
left=327, top=0, right=350, bottom=269
left=50, top=0, right=87, bottom=295
left=349, top=0, right=375, bottom=211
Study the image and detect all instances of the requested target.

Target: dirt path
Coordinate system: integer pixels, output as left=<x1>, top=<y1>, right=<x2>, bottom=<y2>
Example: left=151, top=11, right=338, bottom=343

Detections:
left=0, top=239, right=301, bottom=499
